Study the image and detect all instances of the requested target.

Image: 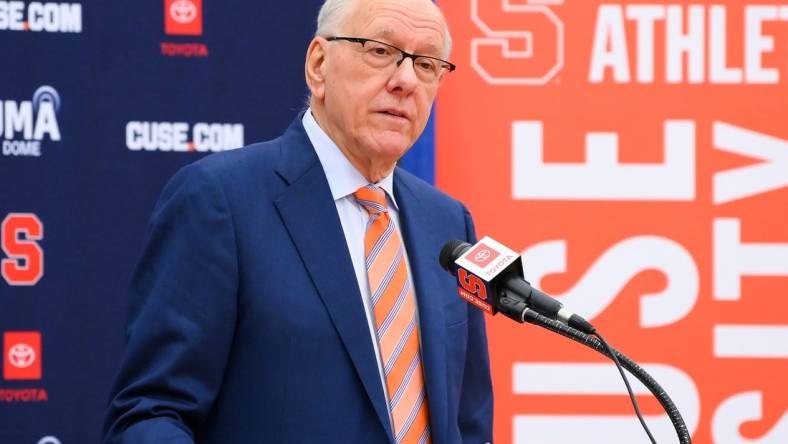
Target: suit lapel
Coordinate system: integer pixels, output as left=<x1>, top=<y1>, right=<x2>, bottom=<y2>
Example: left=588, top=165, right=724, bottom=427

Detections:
left=394, top=172, right=449, bottom=444
left=273, top=118, right=395, bottom=443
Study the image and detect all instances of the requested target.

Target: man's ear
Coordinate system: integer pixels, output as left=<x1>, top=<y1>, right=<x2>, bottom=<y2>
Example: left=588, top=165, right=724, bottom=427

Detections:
left=305, top=37, right=328, bottom=100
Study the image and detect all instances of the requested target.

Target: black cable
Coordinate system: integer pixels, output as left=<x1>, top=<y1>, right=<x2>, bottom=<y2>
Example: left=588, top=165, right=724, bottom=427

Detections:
left=595, top=332, right=657, bottom=444
left=521, top=309, right=692, bottom=444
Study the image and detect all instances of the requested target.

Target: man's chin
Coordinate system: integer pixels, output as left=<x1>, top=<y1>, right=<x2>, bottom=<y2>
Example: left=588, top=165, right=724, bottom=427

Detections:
left=370, top=133, right=413, bottom=159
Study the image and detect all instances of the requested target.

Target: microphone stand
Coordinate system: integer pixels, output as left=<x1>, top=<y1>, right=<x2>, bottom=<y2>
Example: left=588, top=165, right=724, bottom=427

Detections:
left=499, top=294, right=692, bottom=444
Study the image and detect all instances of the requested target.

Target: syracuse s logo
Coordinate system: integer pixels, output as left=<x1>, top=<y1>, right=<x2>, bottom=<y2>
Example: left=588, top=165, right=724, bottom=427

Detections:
left=471, top=0, right=564, bottom=85
left=458, top=269, right=488, bottom=301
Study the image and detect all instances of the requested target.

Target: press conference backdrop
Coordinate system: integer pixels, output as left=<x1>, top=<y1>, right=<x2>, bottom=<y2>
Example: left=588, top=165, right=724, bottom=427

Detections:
left=1, top=1, right=786, bottom=443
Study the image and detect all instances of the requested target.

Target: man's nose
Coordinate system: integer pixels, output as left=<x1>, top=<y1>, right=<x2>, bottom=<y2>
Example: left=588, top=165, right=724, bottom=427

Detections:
left=387, top=56, right=420, bottom=94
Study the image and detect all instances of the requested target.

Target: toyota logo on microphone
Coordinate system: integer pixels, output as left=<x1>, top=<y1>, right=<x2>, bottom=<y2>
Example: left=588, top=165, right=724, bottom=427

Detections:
left=8, top=343, right=36, bottom=368
left=465, top=242, right=501, bottom=268
left=474, top=249, right=492, bottom=262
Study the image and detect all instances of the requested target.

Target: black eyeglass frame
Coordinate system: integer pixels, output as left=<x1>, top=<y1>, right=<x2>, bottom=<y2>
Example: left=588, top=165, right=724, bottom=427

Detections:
left=326, top=36, right=457, bottom=74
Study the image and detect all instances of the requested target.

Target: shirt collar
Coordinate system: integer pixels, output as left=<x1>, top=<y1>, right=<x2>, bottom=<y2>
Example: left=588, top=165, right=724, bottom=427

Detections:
left=302, top=108, right=398, bottom=210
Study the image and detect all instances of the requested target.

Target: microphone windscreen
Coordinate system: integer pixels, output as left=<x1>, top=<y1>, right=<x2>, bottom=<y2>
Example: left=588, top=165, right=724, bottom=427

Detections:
left=439, top=239, right=472, bottom=273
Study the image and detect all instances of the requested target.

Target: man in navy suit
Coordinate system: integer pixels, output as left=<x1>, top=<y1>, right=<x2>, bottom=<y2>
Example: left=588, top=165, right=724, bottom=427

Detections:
left=103, top=0, right=493, bottom=442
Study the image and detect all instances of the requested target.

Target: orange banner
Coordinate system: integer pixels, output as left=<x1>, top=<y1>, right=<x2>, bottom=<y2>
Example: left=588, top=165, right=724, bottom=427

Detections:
left=437, top=1, right=788, bottom=442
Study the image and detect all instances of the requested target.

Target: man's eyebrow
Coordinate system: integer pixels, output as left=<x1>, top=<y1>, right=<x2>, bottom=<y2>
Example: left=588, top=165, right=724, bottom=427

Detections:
left=371, top=28, right=441, bottom=56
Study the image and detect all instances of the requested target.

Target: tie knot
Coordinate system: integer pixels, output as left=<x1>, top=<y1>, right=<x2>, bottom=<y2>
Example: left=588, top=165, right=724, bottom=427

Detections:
left=354, top=185, right=388, bottom=215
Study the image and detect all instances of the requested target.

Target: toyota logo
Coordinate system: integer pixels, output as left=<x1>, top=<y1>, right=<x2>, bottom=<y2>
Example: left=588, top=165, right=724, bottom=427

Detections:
left=474, top=249, right=492, bottom=262
left=170, top=0, right=197, bottom=24
left=8, top=343, right=36, bottom=368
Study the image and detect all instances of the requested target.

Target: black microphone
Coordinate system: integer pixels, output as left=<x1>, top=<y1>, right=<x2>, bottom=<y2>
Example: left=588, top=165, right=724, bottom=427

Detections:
left=439, top=237, right=595, bottom=334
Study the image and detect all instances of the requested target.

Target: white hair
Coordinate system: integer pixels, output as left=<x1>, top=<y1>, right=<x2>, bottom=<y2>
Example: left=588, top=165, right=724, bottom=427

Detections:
left=315, top=0, right=356, bottom=37
left=315, top=0, right=453, bottom=58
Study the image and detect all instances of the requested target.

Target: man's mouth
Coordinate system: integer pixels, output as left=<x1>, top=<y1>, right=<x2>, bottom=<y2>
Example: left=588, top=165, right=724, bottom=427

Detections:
left=379, top=109, right=409, bottom=120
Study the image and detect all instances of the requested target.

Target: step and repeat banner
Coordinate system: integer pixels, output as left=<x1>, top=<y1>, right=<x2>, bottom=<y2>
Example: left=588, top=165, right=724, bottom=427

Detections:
left=0, top=1, right=420, bottom=442
left=1, top=0, right=786, bottom=443
left=437, top=1, right=787, bottom=443
left=2, top=1, right=440, bottom=442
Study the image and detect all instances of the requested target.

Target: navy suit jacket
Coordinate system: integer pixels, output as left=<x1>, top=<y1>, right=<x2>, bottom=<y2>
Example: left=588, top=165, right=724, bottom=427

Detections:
left=103, top=116, right=493, bottom=443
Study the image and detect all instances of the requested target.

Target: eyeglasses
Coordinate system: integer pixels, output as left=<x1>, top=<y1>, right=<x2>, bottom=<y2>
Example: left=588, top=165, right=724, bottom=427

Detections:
left=326, top=36, right=456, bottom=84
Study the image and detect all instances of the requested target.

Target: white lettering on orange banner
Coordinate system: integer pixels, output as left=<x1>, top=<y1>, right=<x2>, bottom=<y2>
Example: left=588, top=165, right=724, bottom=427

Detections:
left=589, top=4, right=788, bottom=84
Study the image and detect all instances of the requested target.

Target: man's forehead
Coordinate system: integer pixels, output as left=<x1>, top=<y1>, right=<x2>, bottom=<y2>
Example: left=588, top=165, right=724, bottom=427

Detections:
left=370, top=28, right=441, bottom=54
left=345, top=0, right=447, bottom=53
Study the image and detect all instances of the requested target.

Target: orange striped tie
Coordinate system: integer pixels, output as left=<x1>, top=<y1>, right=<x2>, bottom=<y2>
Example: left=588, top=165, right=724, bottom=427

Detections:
left=354, top=185, right=432, bottom=444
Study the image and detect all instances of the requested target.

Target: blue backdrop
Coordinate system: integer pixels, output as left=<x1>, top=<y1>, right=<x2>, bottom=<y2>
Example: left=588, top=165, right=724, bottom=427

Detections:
left=0, top=2, right=435, bottom=442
